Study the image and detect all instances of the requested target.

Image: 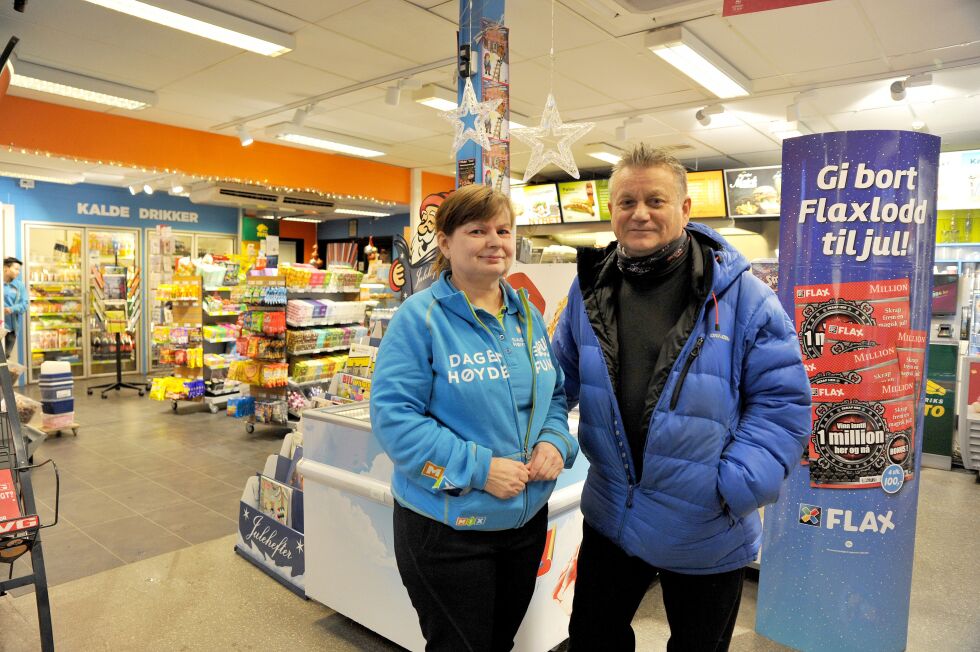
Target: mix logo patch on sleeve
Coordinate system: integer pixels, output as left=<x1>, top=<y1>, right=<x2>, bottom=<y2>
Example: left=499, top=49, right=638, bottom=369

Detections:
left=421, top=461, right=445, bottom=488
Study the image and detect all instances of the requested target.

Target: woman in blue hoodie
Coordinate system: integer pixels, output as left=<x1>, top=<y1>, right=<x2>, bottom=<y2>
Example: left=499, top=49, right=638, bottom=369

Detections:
left=371, top=184, right=578, bottom=651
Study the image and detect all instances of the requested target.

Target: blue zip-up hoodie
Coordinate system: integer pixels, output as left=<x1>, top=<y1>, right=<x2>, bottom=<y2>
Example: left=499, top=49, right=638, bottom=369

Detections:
left=553, top=223, right=810, bottom=573
left=371, top=272, right=578, bottom=531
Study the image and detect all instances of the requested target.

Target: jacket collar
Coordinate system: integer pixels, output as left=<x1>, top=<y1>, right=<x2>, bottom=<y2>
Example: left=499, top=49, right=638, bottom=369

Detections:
left=430, top=270, right=523, bottom=324
left=577, top=222, right=749, bottom=296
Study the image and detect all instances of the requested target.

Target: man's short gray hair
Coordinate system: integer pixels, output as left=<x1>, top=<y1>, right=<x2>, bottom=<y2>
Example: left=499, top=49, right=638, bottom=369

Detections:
left=609, top=144, right=688, bottom=199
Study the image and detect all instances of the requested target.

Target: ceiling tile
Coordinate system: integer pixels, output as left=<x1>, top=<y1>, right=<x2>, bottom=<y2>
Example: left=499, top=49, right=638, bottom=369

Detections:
left=858, top=0, right=980, bottom=58
left=319, top=0, right=458, bottom=64
left=286, top=25, right=421, bottom=81
left=688, top=125, right=780, bottom=154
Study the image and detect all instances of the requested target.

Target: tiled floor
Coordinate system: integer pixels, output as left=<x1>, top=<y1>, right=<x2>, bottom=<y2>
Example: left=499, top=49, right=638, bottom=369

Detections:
left=6, top=376, right=286, bottom=597
left=3, top=377, right=980, bottom=650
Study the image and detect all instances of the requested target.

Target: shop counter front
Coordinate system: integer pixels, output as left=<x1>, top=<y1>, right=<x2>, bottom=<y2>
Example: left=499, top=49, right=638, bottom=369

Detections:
left=297, top=403, right=587, bottom=652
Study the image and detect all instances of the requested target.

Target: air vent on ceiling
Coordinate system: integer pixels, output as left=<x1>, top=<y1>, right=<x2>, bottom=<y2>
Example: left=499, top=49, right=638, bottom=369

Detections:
left=282, top=195, right=335, bottom=209
left=609, top=0, right=714, bottom=13
left=218, top=187, right=279, bottom=202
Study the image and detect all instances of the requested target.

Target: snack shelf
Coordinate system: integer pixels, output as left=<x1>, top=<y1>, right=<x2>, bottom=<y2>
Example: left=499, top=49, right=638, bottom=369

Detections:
left=287, top=345, right=349, bottom=356
left=287, top=319, right=361, bottom=328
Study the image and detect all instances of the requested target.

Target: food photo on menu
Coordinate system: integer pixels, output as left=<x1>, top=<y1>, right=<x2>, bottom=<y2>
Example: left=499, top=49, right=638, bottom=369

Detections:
left=511, top=183, right=562, bottom=225
left=725, top=166, right=783, bottom=217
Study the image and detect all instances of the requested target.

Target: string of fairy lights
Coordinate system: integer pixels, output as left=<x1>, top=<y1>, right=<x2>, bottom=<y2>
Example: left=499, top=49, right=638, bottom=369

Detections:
left=2, top=144, right=399, bottom=207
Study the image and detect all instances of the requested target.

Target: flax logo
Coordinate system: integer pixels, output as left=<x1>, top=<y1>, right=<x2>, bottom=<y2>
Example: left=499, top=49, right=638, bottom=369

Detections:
left=455, top=515, right=486, bottom=527
left=798, top=502, right=895, bottom=534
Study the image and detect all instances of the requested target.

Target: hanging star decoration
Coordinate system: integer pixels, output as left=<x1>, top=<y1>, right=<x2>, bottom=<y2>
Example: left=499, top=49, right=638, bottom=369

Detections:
left=511, top=94, right=594, bottom=182
left=440, top=76, right=501, bottom=157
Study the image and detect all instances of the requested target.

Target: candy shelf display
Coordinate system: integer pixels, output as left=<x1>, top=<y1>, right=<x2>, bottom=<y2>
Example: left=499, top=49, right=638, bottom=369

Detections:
left=282, top=263, right=369, bottom=420
left=227, top=276, right=289, bottom=433
left=149, top=276, right=205, bottom=409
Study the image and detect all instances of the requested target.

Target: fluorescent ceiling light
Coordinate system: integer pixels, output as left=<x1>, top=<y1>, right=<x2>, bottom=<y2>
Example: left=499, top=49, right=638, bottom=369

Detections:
left=9, top=57, right=156, bottom=110
left=281, top=217, right=322, bottom=223
left=645, top=26, right=750, bottom=99
left=414, top=84, right=457, bottom=111
left=0, top=164, right=84, bottom=185
left=266, top=123, right=385, bottom=158
left=335, top=208, right=392, bottom=217
left=79, top=0, right=294, bottom=57
left=586, top=144, right=623, bottom=165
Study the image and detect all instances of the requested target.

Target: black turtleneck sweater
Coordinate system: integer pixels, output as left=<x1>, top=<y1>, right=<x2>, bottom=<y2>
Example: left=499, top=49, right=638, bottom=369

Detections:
left=616, top=242, right=694, bottom=479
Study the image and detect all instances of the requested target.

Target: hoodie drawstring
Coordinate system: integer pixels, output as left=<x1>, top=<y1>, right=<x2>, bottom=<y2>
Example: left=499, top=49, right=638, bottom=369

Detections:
left=711, top=291, right=720, bottom=331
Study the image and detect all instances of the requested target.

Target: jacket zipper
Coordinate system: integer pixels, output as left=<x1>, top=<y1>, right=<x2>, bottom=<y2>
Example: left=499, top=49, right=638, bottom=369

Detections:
left=669, top=336, right=704, bottom=410
left=467, top=289, right=538, bottom=527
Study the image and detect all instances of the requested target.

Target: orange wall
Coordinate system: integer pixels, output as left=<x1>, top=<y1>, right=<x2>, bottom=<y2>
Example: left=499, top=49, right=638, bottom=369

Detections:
left=278, top=220, right=317, bottom=263
left=0, top=96, right=454, bottom=204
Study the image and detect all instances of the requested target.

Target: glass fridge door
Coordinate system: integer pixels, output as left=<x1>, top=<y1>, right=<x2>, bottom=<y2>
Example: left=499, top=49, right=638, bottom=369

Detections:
left=147, top=229, right=193, bottom=370
left=24, top=225, right=85, bottom=381
left=194, top=234, right=236, bottom=258
left=87, top=228, right=140, bottom=376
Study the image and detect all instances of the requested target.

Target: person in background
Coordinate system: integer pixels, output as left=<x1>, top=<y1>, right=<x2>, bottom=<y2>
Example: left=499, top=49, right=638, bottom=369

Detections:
left=3, top=257, right=27, bottom=357
left=370, top=183, right=578, bottom=651
left=553, top=145, right=810, bottom=651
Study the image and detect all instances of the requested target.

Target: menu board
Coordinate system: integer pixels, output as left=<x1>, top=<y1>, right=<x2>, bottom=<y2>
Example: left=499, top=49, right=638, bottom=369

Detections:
left=937, top=149, right=980, bottom=210
left=511, top=183, right=562, bottom=225
left=724, top=166, right=782, bottom=217
left=557, top=179, right=610, bottom=222
left=686, top=170, right=727, bottom=219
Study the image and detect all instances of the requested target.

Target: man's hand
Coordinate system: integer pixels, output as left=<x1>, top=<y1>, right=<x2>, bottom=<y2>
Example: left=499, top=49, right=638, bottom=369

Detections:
left=484, top=457, right=529, bottom=499
left=527, top=442, right=563, bottom=481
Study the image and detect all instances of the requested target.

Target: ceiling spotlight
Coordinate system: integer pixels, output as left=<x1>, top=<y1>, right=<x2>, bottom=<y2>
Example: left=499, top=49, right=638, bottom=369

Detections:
left=143, top=183, right=154, bottom=195
left=291, top=106, right=312, bottom=127
left=170, top=182, right=184, bottom=194
left=890, top=72, right=932, bottom=101
left=695, top=104, right=724, bottom=127
left=911, top=120, right=928, bottom=131
left=786, top=102, right=801, bottom=123
left=128, top=184, right=139, bottom=195
left=385, top=86, right=401, bottom=106
left=614, top=116, right=643, bottom=141
left=236, top=125, right=254, bottom=147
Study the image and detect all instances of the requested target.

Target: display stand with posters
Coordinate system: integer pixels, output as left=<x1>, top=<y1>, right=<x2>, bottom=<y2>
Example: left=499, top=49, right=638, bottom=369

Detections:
left=87, top=258, right=144, bottom=399
left=756, top=130, right=940, bottom=652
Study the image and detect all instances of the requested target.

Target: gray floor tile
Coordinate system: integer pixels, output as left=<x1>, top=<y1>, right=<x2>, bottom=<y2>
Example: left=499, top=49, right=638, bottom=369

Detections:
left=7, top=524, right=124, bottom=597
left=100, top=477, right=187, bottom=515
left=115, top=452, right=190, bottom=477
left=190, top=489, right=244, bottom=521
left=152, top=469, right=238, bottom=500
left=81, top=515, right=189, bottom=563
left=143, top=501, right=238, bottom=545
left=42, top=488, right=137, bottom=528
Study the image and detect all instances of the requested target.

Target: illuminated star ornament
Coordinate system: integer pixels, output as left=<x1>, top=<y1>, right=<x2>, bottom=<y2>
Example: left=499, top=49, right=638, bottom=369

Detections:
left=511, top=94, right=594, bottom=182
left=441, top=76, right=501, bottom=157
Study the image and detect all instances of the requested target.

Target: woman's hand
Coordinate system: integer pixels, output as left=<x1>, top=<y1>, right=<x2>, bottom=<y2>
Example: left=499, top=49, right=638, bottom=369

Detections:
left=527, top=442, right=563, bottom=481
left=484, top=458, right=529, bottom=499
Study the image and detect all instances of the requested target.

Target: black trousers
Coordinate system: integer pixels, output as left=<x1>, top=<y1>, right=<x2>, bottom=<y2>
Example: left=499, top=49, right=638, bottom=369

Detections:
left=393, top=501, right=548, bottom=652
left=3, top=331, right=14, bottom=357
left=568, top=521, right=745, bottom=652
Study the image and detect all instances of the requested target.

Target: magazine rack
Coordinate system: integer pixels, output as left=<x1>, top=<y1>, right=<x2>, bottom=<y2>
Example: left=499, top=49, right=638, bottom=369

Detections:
left=0, top=345, right=60, bottom=652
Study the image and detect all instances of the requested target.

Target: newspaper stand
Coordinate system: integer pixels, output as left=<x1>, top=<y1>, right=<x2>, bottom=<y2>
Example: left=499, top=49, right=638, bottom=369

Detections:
left=0, top=346, right=60, bottom=652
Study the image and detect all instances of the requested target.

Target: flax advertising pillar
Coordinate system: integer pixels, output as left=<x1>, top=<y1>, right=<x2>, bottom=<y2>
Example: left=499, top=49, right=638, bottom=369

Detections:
left=756, top=131, right=940, bottom=652
left=457, top=0, right=509, bottom=192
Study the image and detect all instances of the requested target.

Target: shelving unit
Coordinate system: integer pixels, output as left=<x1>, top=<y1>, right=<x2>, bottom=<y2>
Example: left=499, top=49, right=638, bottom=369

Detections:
left=200, top=280, right=244, bottom=413
left=151, top=276, right=203, bottom=409
left=231, top=276, right=289, bottom=434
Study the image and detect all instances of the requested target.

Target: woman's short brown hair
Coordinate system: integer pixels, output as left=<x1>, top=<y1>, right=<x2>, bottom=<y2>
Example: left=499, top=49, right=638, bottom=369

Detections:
left=433, top=184, right=515, bottom=274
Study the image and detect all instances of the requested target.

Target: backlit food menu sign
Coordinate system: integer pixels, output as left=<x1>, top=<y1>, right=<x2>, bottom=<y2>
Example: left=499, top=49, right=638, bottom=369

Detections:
left=686, top=170, right=727, bottom=219
left=937, top=149, right=980, bottom=210
left=557, top=179, right=610, bottom=222
left=511, top=183, right=562, bottom=226
left=724, top=166, right=782, bottom=217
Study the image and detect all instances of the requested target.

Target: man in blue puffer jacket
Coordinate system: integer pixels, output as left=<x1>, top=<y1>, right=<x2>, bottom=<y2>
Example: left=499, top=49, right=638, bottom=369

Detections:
left=553, top=145, right=811, bottom=651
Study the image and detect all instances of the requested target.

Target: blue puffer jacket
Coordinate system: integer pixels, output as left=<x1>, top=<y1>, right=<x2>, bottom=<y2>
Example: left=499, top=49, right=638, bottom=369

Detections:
left=553, top=222, right=810, bottom=573
left=371, top=272, right=578, bottom=531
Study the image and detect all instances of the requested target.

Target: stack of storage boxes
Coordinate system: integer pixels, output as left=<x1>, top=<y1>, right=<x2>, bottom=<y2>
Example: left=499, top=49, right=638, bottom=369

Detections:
left=38, top=361, right=74, bottom=429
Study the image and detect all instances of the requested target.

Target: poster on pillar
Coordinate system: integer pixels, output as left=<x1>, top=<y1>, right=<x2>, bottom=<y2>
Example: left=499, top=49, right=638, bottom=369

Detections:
left=756, top=131, right=940, bottom=652
left=480, top=20, right=509, bottom=193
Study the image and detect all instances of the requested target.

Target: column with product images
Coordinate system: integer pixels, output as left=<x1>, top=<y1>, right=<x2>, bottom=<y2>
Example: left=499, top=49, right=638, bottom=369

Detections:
left=456, top=0, right=508, bottom=191
left=756, top=131, right=940, bottom=652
